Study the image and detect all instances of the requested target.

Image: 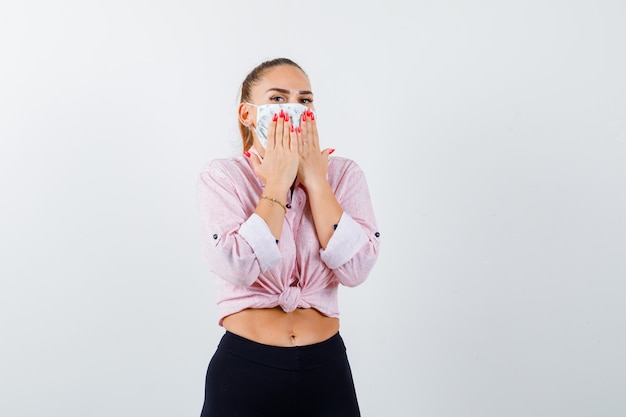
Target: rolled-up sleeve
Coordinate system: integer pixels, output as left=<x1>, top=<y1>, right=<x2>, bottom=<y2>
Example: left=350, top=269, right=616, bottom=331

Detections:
left=319, top=212, right=368, bottom=269
left=197, top=161, right=281, bottom=287
left=320, top=160, right=381, bottom=287
left=238, top=213, right=282, bottom=272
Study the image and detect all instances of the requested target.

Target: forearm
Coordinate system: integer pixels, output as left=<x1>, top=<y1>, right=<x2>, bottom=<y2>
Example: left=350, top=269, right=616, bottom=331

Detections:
left=306, top=180, right=343, bottom=249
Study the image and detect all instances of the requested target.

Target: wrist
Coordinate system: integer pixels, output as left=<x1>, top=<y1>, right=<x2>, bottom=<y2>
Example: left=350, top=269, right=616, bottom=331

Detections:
left=301, top=177, right=330, bottom=194
left=261, top=184, right=289, bottom=201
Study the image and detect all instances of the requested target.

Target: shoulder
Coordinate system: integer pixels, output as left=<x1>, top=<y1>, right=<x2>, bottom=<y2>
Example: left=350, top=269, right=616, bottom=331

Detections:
left=329, top=155, right=360, bottom=171
left=328, top=156, right=366, bottom=179
left=199, top=155, right=251, bottom=180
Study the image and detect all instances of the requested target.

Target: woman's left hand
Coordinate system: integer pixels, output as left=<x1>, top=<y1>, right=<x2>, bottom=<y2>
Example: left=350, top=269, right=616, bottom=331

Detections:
left=297, top=109, right=334, bottom=191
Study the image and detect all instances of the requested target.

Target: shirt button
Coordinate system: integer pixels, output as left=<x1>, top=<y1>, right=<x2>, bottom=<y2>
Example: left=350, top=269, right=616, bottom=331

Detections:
left=375, top=232, right=380, bottom=238
left=286, top=203, right=292, bottom=209
left=212, top=234, right=218, bottom=239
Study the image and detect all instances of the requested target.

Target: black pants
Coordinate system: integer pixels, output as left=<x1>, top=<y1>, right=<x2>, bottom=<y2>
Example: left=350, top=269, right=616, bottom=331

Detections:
left=200, top=331, right=361, bottom=417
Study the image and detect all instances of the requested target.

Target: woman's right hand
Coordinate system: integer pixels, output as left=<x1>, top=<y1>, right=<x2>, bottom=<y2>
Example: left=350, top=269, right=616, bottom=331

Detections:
left=247, top=110, right=299, bottom=193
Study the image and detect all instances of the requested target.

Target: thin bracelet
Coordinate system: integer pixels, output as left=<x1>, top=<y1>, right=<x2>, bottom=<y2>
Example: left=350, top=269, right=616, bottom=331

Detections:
left=260, top=195, right=287, bottom=214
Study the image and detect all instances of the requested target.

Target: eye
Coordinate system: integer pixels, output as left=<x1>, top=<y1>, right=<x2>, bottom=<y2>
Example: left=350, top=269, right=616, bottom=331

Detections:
left=270, top=96, right=285, bottom=102
left=300, top=98, right=313, bottom=104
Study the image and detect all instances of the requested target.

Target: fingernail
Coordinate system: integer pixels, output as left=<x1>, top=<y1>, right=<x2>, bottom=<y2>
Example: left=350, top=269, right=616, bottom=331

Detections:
left=296, top=126, right=301, bottom=133
left=301, top=113, right=306, bottom=121
left=272, top=113, right=278, bottom=122
left=279, top=109, right=285, bottom=118
left=290, top=125, right=295, bottom=132
left=310, top=112, right=315, bottom=120
left=285, top=113, right=289, bottom=122
left=244, top=151, right=251, bottom=157
left=329, top=148, right=335, bottom=155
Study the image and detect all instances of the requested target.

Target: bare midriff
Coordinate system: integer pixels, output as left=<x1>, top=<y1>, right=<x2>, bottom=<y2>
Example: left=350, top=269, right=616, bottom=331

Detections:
left=222, top=307, right=340, bottom=347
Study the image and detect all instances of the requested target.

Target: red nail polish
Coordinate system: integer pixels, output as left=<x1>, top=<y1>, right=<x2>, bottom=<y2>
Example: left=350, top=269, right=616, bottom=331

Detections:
left=272, top=113, right=278, bottom=122
left=296, top=126, right=301, bottom=133
left=301, top=113, right=306, bottom=121
left=290, top=125, right=295, bottom=132
left=244, top=151, right=251, bottom=157
left=310, top=112, right=315, bottom=120
left=285, top=113, right=289, bottom=122
left=329, top=148, right=335, bottom=155
left=279, top=109, right=285, bottom=118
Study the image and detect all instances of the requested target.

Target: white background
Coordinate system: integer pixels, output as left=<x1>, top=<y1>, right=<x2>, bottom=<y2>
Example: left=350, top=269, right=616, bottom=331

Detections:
left=1, top=1, right=625, bottom=416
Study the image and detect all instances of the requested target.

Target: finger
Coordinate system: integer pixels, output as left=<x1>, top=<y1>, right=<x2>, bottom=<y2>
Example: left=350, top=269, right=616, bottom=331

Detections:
left=266, top=113, right=278, bottom=150
left=296, top=124, right=303, bottom=154
left=299, top=111, right=309, bottom=151
left=288, top=121, right=297, bottom=152
left=282, top=111, right=291, bottom=149
left=308, top=109, right=320, bottom=149
left=275, top=110, right=285, bottom=149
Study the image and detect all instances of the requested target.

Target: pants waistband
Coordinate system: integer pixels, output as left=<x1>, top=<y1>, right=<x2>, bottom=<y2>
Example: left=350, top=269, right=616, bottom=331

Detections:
left=217, top=331, right=346, bottom=371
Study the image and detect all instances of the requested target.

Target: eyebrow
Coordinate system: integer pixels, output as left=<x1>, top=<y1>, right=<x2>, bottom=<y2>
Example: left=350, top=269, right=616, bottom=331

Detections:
left=266, top=87, right=313, bottom=95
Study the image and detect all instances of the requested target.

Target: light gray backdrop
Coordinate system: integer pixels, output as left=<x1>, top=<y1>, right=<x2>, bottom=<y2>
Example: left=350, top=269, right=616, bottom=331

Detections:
left=1, top=1, right=625, bottom=416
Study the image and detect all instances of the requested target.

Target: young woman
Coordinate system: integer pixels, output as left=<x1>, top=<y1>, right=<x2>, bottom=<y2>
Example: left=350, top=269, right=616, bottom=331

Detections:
left=197, top=57, right=380, bottom=417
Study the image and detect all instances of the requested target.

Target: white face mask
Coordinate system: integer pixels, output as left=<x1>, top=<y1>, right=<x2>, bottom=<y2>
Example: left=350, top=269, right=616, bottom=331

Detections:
left=246, top=102, right=314, bottom=148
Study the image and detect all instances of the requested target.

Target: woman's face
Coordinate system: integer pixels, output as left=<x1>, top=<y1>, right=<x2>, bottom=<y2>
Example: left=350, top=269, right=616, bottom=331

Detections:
left=249, top=64, right=314, bottom=109
left=240, top=65, right=315, bottom=152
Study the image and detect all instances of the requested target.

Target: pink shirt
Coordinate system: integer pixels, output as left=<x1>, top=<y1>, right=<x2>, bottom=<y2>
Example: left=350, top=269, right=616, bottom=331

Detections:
left=196, top=150, right=380, bottom=325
